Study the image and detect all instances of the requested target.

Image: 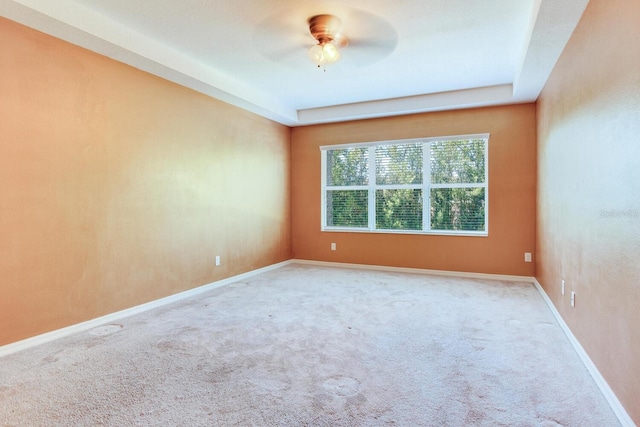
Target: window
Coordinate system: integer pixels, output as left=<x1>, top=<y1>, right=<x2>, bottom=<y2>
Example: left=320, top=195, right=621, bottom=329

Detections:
left=321, top=134, right=488, bottom=235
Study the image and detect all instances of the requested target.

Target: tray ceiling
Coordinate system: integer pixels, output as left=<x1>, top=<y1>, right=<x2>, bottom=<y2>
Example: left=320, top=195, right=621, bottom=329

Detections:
left=1, top=0, right=589, bottom=126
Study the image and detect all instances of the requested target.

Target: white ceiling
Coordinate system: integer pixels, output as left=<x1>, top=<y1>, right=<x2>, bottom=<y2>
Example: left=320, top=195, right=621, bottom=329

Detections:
left=1, top=0, right=589, bottom=126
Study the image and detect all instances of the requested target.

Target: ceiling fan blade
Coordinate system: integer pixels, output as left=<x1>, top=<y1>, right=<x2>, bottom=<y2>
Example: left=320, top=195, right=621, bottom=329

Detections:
left=252, top=15, right=311, bottom=63
left=263, top=44, right=307, bottom=62
left=340, top=37, right=397, bottom=67
left=333, top=8, right=398, bottom=67
left=252, top=6, right=398, bottom=68
left=349, top=37, right=398, bottom=52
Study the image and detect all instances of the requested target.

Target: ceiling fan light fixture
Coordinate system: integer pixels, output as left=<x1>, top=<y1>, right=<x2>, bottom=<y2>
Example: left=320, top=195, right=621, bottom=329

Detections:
left=308, top=41, right=340, bottom=67
left=307, top=14, right=345, bottom=69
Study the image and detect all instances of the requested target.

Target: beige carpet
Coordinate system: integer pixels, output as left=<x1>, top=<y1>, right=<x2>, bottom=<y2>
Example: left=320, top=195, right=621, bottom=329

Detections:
left=0, top=264, right=620, bottom=426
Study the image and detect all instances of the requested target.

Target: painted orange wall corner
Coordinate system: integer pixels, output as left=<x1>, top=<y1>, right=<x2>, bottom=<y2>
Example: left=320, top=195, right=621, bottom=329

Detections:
left=536, top=0, right=640, bottom=423
left=291, top=104, right=537, bottom=276
left=0, top=17, right=292, bottom=346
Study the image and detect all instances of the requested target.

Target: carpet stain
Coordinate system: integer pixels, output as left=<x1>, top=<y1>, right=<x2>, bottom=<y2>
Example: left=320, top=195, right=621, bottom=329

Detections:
left=156, top=340, right=179, bottom=352
left=250, top=376, right=291, bottom=392
left=322, top=375, right=361, bottom=397
left=41, top=353, right=60, bottom=364
left=0, top=265, right=622, bottom=426
left=88, top=324, right=123, bottom=336
left=388, top=300, right=416, bottom=308
left=0, top=385, right=17, bottom=399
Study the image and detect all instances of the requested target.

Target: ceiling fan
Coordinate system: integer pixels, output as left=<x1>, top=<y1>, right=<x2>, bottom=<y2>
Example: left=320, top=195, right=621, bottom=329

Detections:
left=253, top=7, right=398, bottom=70
left=306, top=14, right=348, bottom=68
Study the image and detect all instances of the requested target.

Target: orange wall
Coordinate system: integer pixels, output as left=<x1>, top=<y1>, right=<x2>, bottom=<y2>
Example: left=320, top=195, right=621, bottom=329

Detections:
left=536, top=0, right=640, bottom=422
left=0, top=18, right=291, bottom=346
left=291, top=104, right=537, bottom=276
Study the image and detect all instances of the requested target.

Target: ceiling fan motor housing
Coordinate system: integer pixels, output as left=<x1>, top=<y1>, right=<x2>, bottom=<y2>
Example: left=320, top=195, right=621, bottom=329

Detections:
left=308, top=14, right=343, bottom=45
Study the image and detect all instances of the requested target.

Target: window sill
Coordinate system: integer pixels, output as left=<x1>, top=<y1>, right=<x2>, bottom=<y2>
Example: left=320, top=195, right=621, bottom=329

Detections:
left=321, top=227, right=488, bottom=237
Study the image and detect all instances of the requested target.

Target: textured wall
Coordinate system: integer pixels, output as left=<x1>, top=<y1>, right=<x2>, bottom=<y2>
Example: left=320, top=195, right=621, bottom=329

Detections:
left=536, top=0, right=640, bottom=423
left=291, top=104, right=537, bottom=276
left=0, top=18, right=291, bottom=346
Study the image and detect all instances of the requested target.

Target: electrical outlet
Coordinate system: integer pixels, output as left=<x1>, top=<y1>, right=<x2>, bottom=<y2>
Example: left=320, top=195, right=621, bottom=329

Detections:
left=561, top=280, right=565, bottom=295
left=524, top=252, right=532, bottom=262
left=215, top=255, right=221, bottom=266
left=331, top=243, right=336, bottom=251
left=570, top=291, right=576, bottom=307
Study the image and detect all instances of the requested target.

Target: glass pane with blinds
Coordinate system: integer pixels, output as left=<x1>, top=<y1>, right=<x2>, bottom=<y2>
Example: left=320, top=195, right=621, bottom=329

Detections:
left=376, top=189, right=423, bottom=230
left=375, top=143, right=423, bottom=185
left=326, top=147, right=369, bottom=186
left=326, top=190, right=368, bottom=227
left=431, top=139, right=486, bottom=184
left=430, top=187, right=485, bottom=231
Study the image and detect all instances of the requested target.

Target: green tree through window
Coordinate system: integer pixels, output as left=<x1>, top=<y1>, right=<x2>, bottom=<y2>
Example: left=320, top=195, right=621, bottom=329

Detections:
left=375, top=143, right=423, bottom=230
left=321, top=135, right=488, bottom=235
left=430, top=139, right=486, bottom=231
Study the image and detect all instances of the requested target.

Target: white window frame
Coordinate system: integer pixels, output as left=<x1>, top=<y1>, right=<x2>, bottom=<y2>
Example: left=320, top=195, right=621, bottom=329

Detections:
left=320, top=134, right=489, bottom=236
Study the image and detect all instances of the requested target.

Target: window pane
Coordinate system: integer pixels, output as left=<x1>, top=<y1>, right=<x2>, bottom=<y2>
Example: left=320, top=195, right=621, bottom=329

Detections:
left=326, top=147, right=368, bottom=186
left=326, top=190, right=368, bottom=227
left=430, top=188, right=485, bottom=231
left=376, top=143, right=423, bottom=185
left=376, top=189, right=422, bottom=230
left=431, top=139, right=486, bottom=184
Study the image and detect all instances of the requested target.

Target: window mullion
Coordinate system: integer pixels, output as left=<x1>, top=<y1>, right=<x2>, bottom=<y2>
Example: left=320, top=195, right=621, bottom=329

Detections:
left=484, top=139, right=489, bottom=233
left=423, top=141, right=431, bottom=231
left=368, top=146, right=376, bottom=230
left=375, top=184, right=422, bottom=190
left=321, top=150, right=327, bottom=228
left=430, top=183, right=486, bottom=189
left=325, top=185, right=370, bottom=191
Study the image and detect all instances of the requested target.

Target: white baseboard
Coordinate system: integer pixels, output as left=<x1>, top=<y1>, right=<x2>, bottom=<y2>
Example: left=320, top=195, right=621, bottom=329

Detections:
left=291, top=258, right=535, bottom=283
left=295, top=260, right=635, bottom=426
left=0, top=260, right=293, bottom=358
left=1, top=259, right=527, bottom=358
left=532, top=278, right=635, bottom=427
left=1, top=258, right=634, bottom=426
